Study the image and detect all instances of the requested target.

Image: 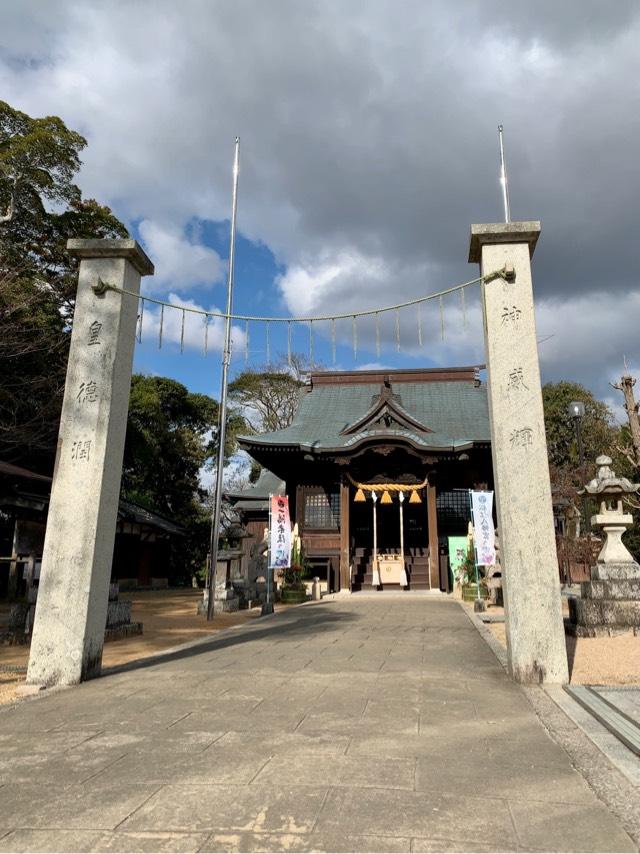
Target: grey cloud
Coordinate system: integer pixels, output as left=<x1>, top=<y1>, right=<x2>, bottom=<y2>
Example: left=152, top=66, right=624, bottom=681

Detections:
left=0, top=0, right=639, bottom=399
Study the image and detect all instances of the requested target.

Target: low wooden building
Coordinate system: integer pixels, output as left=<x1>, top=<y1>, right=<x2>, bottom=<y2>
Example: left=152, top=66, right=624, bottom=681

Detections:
left=0, top=461, right=184, bottom=596
left=237, top=366, right=493, bottom=592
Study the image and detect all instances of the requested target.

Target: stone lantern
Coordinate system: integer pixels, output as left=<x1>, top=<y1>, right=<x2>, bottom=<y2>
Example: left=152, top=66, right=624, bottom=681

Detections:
left=569, top=455, right=640, bottom=636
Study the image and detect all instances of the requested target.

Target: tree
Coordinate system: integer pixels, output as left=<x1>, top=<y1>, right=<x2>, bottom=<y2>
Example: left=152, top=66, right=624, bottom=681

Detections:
left=542, top=381, right=616, bottom=472
left=0, top=101, right=127, bottom=471
left=122, top=375, right=218, bottom=518
left=611, top=373, right=640, bottom=470
left=0, top=100, right=85, bottom=226
left=228, top=354, right=308, bottom=434
left=122, top=375, right=247, bottom=582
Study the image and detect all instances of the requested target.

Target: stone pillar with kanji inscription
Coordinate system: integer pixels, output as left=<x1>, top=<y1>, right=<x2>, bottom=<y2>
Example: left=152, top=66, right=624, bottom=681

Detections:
left=27, top=239, right=154, bottom=687
left=469, top=222, right=568, bottom=684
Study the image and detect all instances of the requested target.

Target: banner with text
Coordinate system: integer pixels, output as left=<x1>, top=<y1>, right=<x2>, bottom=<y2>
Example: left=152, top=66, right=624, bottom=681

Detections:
left=470, top=491, right=496, bottom=566
left=269, top=495, right=292, bottom=569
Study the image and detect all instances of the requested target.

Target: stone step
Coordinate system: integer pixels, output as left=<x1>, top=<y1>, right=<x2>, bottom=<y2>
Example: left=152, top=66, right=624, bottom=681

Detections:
left=353, top=548, right=429, bottom=557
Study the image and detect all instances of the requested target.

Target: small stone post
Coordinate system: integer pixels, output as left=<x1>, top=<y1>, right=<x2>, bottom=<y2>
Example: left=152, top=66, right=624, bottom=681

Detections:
left=469, top=223, right=568, bottom=683
left=26, top=239, right=154, bottom=687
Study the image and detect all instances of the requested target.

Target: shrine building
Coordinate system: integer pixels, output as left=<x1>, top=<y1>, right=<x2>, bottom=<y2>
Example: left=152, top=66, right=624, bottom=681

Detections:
left=236, top=366, right=493, bottom=593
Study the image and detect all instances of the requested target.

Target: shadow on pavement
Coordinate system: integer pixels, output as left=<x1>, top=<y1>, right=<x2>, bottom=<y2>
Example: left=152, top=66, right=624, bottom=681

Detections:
left=101, top=602, right=356, bottom=677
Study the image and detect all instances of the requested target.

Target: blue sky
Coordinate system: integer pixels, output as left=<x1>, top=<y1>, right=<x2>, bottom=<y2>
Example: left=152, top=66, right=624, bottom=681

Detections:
left=130, top=213, right=475, bottom=400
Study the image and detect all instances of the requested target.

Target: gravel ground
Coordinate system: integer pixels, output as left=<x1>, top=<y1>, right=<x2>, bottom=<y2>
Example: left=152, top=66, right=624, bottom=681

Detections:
left=484, top=603, right=640, bottom=684
left=0, top=590, right=272, bottom=704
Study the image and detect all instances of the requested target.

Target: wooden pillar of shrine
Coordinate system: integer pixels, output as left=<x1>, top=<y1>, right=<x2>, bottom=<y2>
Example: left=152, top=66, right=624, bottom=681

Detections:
left=427, top=482, right=439, bottom=589
left=339, top=480, right=350, bottom=591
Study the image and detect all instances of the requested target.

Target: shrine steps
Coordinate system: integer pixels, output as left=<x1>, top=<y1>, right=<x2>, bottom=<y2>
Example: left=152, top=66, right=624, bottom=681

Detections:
left=351, top=547, right=432, bottom=592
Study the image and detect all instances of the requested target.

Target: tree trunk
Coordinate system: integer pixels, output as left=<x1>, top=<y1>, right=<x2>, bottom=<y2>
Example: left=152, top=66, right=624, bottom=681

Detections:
left=614, top=374, right=640, bottom=467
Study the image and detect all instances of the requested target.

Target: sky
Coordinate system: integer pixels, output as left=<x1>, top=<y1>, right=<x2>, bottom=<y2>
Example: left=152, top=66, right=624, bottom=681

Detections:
left=2, top=0, right=640, bottom=423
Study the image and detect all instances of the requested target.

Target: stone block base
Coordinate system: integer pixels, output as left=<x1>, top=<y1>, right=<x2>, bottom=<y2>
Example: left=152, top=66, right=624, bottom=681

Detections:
left=585, top=580, right=640, bottom=600
left=569, top=561, right=640, bottom=635
left=575, top=597, right=640, bottom=626
left=196, top=596, right=240, bottom=615
left=106, top=600, right=132, bottom=627
left=104, top=622, right=143, bottom=642
left=565, top=619, right=639, bottom=638
left=590, top=561, right=640, bottom=581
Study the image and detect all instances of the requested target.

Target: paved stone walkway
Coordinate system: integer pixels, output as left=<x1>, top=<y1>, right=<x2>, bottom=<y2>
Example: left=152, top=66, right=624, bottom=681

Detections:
left=0, top=598, right=636, bottom=853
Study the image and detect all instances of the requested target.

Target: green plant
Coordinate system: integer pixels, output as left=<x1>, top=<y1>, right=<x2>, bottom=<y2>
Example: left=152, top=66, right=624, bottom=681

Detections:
left=282, top=540, right=310, bottom=590
left=281, top=563, right=305, bottom=590
left=460, top=553, right=477, bottom=586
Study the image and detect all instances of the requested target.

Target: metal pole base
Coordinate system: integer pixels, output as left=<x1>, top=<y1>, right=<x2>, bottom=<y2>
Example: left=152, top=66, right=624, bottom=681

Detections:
left=261, top=602, right=274, bottom=616
left=474, top=599, right=487, bottom=613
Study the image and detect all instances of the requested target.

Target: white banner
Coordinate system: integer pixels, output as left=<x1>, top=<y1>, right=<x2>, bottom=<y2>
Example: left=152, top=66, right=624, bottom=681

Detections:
left=470, top=491, right=496, bottom=566
left=269, top=495, right=292, bottom=569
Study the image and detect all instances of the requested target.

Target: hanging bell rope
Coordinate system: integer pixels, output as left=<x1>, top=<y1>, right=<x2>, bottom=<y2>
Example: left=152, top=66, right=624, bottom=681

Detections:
left=347, top=474, right=429, bottom=491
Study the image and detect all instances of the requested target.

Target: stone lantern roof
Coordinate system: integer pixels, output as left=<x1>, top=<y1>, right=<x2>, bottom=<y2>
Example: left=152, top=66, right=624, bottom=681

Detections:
left=580, top=455, right=640, bottom=498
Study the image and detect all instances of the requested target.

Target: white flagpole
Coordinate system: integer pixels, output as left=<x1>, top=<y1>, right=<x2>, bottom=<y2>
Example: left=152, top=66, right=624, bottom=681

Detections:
left=498, top=124, right=511, bottom=223
left=207, top=137, right=240, bottom=621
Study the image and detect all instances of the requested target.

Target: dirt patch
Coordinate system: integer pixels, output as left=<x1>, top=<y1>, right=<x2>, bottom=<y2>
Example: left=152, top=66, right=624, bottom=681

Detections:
left=0, top=590, right=285, bottom=705
left=482, top=603, right=640, bottom=685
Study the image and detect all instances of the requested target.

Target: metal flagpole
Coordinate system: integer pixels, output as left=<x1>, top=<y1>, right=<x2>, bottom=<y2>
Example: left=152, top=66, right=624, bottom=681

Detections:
left=207, top=136, right=240, bottom=622
left=498, top=124, right=511, bottom=223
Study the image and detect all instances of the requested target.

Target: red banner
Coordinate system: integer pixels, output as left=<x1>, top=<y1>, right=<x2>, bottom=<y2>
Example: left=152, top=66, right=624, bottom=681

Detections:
left=269, top=495, right=292, bottom=569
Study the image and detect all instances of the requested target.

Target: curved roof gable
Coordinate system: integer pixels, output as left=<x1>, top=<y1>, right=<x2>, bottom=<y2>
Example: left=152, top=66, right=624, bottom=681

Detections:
left=340, top=379, right=433, bottom=436
left=237, top=367, right=490, bottom=456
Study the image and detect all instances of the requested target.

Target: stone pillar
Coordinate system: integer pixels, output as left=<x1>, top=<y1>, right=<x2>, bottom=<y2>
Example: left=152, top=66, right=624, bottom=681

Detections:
left=27, top=239, right=154, bottom=687
left=469, top=222, right=568, bottom=684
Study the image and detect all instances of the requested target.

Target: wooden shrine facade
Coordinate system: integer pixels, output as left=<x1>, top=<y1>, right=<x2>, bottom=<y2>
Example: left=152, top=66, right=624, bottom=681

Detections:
left=237, top=367, right=493, bottom=592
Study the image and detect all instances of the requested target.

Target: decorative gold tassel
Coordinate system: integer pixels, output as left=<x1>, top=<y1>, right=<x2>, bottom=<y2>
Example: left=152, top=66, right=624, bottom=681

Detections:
left=354, top=488, right=366, bottom=503
left=409, top=490, right=421, bottom=504
left=381, top=490, right=392, bottom=504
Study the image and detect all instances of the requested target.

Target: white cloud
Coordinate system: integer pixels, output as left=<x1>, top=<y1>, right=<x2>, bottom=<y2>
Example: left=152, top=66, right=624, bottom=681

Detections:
left=138, top=219, right=224, bottom=293
left=139, top=293, right=246, bottom=356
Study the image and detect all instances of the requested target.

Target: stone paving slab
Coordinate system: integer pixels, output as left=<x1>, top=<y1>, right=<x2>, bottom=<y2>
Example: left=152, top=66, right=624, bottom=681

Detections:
left=0, top=598, right=636, bottom=852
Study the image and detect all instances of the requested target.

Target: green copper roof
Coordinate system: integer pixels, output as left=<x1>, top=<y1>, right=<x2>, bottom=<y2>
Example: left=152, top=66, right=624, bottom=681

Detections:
left=238, top=378, right=490, bottom=455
